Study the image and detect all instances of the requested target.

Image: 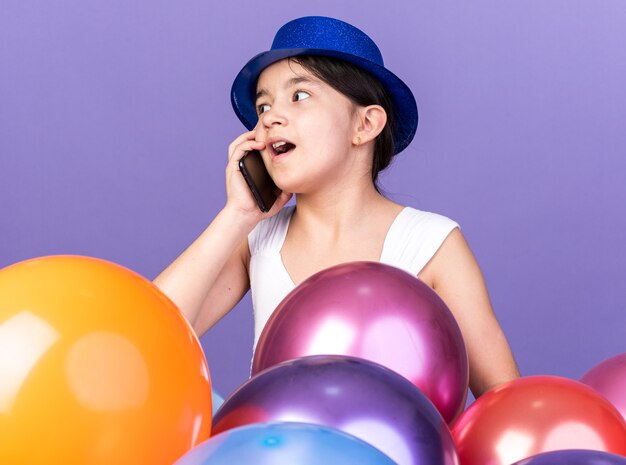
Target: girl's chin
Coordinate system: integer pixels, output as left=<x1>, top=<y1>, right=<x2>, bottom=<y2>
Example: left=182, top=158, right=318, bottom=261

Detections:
left=274, top=171, right=335, bottom=196
left=273, top=179, right=305, bottom=196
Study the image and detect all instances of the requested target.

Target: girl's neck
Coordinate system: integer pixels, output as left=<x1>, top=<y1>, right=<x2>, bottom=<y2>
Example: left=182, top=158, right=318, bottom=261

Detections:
left=291, top=180, right=396, bottom=238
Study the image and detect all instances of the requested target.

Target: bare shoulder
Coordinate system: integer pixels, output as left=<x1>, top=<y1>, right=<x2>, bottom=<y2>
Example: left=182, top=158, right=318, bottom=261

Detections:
left=419, top=227, right=482, bottom=291
left=419, top=226, right=520, bottom=395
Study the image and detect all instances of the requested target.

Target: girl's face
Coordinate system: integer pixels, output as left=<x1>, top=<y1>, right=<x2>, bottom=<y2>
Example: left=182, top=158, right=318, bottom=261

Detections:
left=254, top=59, right=364, bottom=194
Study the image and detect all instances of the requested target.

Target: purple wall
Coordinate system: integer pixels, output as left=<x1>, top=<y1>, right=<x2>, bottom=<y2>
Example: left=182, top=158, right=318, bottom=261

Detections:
left=2, top=1, right=625, bottom=398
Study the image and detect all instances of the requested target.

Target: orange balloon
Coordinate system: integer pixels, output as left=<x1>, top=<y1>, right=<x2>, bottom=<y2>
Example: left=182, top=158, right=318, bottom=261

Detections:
left=451, top=376, right=626, bottom=465
left=0, top=255, right=212, bottom=465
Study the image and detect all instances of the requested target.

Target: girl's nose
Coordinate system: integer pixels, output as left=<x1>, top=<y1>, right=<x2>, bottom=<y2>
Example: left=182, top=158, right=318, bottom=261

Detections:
left=260, top=106, right=288, bottom=128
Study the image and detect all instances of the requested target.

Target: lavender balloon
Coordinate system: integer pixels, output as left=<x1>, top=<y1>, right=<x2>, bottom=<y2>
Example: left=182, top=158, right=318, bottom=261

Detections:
left=512, top=449, right=626, bottom=465
left=252, top=261, right=469, bottom=424
left=581, top=352, right=626, bottom=421
left=213, top=355, right=459, bottom=465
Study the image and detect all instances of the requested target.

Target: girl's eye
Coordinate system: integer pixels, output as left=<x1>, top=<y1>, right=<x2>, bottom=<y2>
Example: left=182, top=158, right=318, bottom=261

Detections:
left=293, top=90, right=310, bottom=102
left=257, top=103, right=271, bottom=115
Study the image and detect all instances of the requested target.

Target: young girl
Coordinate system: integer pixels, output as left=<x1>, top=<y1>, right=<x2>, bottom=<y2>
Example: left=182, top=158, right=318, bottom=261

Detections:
left=153, top=16, right=519, bottom=398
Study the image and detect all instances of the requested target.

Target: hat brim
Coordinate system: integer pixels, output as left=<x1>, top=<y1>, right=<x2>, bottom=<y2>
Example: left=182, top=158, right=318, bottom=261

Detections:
left=231, top=48, right=418, bottom=155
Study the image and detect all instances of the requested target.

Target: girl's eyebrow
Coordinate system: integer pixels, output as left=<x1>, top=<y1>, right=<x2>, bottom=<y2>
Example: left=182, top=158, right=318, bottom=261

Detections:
left=256, top=76, right=319, bottom=101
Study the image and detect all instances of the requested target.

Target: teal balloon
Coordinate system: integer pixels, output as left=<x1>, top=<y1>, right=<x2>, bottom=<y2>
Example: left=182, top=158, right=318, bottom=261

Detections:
left=211, top=390, right=224, bottom=416
left=175, top=422, right=397, bottom=465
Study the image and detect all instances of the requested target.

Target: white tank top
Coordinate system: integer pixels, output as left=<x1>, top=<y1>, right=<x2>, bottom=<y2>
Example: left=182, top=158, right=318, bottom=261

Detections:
left=248, top=205, right=460, bottom=347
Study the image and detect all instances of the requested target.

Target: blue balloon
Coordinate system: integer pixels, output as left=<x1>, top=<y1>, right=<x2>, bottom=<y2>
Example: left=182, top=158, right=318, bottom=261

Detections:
left=513, top=449, right=626, bottom=465
left=211, top=389, right=224, bottom=416
left=175, top=422, right=397, bottom=465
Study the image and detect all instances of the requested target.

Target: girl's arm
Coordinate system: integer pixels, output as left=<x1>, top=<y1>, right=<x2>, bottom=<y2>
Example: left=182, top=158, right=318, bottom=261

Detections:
left=153, top=131, right=292, bottom=335
left=420, top=228, right=520, bottom=398
left=152, top=207, right=254, bottom=334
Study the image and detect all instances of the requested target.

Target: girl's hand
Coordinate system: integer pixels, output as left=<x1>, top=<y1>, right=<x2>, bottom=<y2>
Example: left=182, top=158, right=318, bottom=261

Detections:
left=224, top=130, right=293, bottom=224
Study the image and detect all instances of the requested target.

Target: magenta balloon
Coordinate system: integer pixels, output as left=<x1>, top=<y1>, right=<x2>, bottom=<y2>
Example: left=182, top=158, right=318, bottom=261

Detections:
left=581, top=353, right=626, bottom=421
left=214, top=355, right=459, bottom=465
left=252, top=261, right=469, bottom=424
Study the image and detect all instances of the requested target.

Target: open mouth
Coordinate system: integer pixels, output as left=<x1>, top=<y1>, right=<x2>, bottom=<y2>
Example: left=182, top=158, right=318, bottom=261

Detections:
left=270, top=141, right=296, bottom=157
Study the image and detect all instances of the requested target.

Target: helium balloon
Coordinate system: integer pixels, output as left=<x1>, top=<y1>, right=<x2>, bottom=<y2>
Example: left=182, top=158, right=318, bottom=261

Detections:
left=175, top=422, right=398, bottom=465
left=214, top=355, right=459, bottom=465
left=512, top=449, right=626, bottom=465
left=0, top=255, right=212, bottom=465
left=212, top=389, right=225, bottom=416
left=451, top=376, right=626, bottom=465
left=253, top=261, right=468, bottom=424
left=581, top=353, right=626, bottom=422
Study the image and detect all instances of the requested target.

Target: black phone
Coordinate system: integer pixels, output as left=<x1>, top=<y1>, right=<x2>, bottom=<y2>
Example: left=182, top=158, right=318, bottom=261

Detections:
left=239, top=150, right=279, bottom=212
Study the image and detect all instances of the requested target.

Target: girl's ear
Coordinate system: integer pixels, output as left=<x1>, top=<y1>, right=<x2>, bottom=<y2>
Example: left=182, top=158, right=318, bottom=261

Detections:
left=353, top=105, right=387, bottom=146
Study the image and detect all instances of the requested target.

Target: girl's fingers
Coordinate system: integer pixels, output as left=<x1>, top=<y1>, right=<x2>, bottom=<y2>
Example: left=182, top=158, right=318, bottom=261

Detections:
left=227, top=131, right=260, bottom=161
left=227, top=130, right=255, bottom=151
left=227, top=142, right=266, bottom=174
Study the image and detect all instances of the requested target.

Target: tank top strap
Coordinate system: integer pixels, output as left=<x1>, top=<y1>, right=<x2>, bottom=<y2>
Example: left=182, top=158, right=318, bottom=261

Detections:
left=381, top=206, right=460, bottom=276
left=248, top=205, right=296, bottom=256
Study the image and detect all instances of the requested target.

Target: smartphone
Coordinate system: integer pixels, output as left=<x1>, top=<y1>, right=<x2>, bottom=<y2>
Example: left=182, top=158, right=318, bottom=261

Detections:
left=239, top=150, right=279, bottom=212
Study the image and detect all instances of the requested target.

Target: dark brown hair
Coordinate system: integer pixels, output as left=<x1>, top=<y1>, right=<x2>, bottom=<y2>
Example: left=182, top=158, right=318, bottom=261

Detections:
left=290, top=55, right=395, bottom=193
